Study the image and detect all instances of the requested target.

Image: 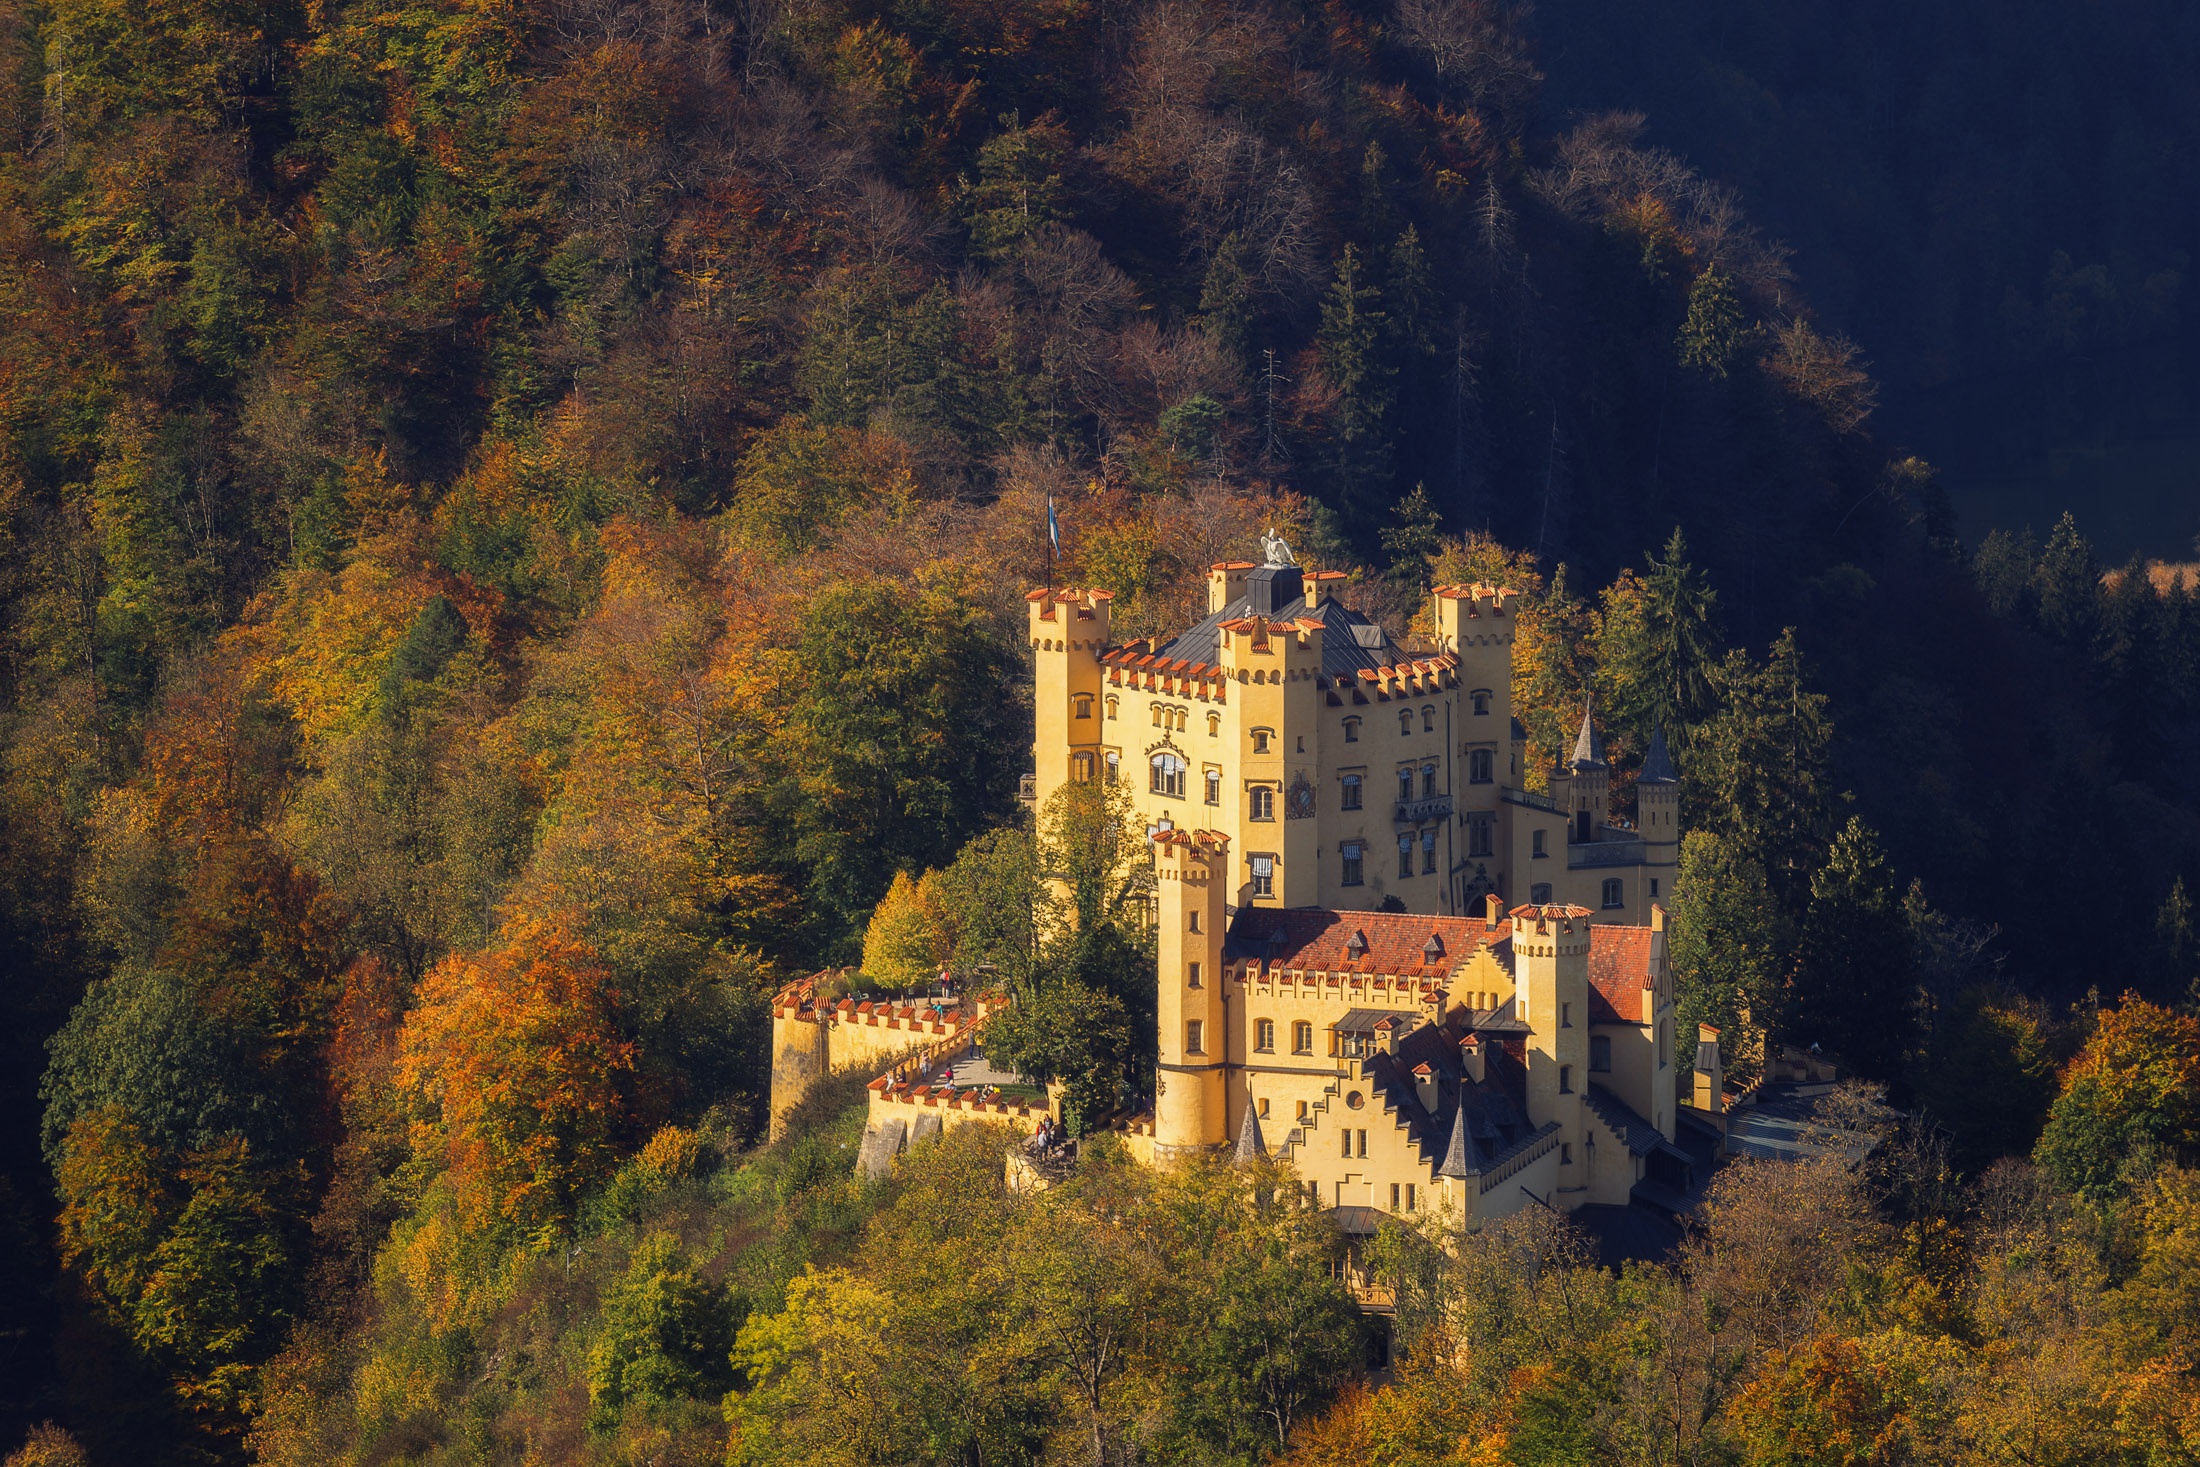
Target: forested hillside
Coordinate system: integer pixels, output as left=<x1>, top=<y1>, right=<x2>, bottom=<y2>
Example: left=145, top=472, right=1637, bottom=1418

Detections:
left=1, top=0, right=2199, bottom=1461
left=1531, top=0, right=2200, bottom=555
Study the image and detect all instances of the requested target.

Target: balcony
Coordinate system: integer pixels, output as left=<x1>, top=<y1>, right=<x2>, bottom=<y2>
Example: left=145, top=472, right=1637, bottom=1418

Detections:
left=1394, top=794, right=1452, bottom=824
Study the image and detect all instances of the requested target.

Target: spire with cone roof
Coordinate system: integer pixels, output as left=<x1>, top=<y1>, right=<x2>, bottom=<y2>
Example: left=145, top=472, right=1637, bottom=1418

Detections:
left=1438, top=1097, right=1476, bottom=1179
left=1571, top=697, right=1607, bottom=770
left=1234, top=1097, right=1266, bottom=1164
left=1639, top=726, right=1678, bottom=784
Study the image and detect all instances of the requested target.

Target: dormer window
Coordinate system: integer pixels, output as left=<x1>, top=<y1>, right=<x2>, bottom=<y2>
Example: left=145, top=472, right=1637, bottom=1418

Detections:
left=1346, top=930, right=1368, bottom=959
left=1073, top=693, right=1093, bottom=718
left=1422, top=933, right=1444, bottom=961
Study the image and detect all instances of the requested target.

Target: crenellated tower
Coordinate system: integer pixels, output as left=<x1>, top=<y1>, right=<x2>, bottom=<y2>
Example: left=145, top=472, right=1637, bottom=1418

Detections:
left=1513, top=902, right=1593, bottom=1171
left=1027, top=587, right=1114, bottom=798
left=1153, top=828, right=1230, bottom=1157
left=1216, top=572, right=1325, bottom=908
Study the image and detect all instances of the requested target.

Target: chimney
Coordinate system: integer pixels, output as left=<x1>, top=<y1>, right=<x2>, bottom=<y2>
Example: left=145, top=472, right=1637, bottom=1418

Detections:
left=1413, top=1062, right=1439, bottom=1113
left=1650, top=902, right=1667, bottom=934
left=1484, top=892, right=1505, bottom=925
left=1694, top=1024, right=1723, bottom=1116
left=1460, top=1033, right=1486, bottom=1085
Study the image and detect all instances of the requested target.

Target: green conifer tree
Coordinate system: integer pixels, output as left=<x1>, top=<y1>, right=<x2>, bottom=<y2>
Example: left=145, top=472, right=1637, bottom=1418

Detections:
left=1788, top=817, right=1919, bottom=1081
left=1676, top=266, right=1749, bottom=379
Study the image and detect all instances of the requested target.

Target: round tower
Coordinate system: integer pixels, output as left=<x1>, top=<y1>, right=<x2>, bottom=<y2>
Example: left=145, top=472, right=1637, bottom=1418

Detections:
left=1153, top=828, right=1230, bottom=1157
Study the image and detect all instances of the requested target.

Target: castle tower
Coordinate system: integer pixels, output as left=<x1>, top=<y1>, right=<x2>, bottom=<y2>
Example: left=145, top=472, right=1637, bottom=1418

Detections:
left=1513, top=902, right=1592, bottom=1168
left=1637, top=726, right=1680, bottom=856
left=1566, top=701, right=1609, bottom=843
left=1027, top=588, right=1114, bottom=808
left=1216, top=597, right=1324, bottom=907
left=1154, top=828, right=1230, bottom=1157
left=1433, top=583, right=1518, bottom=904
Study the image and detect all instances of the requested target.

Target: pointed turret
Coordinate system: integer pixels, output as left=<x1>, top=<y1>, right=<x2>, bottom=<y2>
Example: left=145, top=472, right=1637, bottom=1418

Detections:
left=1438, top=1097, right=1475, bottom=1179
left=1640, top=726, right=1678, bottom=784
left=1234, top=1099, right=1266, bottom=1164
left=1570, top=698, right=1607, bottom=770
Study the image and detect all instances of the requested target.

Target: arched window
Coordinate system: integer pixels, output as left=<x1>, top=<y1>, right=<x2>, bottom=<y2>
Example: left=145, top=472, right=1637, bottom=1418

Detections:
left=1249, top=786, right=1275, bottom=821
left=1397, top=768, right=1413, bottom=802
left=1150, top=752, right=1186, bottom=798
left=1104, top=751, right=1120, bottom=784
left=1340, top=773, right=1362, bottom=810
left=1399, top=709, right=1413, bottom=736
left=1422, top=828, right=1437, bottom=873
left=1073, top=693, right=1093, bottom=719
left=1397, top=835, right=1414, bottom=878
left=1469, top=749, right=1494, bottom=784
left=1471, top=689, right=1491, bottom=716
left=1422, top=762, right=1438, bottom=798
left=1152, top=704, right=1164, bottom=727
left=1104, top=696, right=1118, bottom=720
left=1602, top=877, right=1624, bottom=909
left=1073, top=752, right=1095, bottom=782
left=1343, top=716, right=1360, bottom=743
left=1206, top=711, right=1221, bottom=736
left=1422, top=706, right=1435, bottom=732
left=1204, top=767, right=1221, bottom=805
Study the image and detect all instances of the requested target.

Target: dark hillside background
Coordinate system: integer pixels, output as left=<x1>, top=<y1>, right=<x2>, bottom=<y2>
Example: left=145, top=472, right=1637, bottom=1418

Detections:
left=1532, top=0, right=2200, bottom=560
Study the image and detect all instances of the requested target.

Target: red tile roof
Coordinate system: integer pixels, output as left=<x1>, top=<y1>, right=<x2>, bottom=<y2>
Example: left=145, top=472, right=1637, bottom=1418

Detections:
left=1227, top=906, right=1661, bottom=1026
left=1586, top=924, right=1657, bottom=1024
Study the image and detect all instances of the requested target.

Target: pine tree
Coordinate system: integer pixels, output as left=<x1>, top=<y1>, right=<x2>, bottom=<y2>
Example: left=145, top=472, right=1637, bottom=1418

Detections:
left=1594, top=526, right=1722, bottom=746
left=1789, top=817, right=1919, bottom=1082
left=1315, top=244, right=1396, bottom=535
left=1676, top=266, right=1749, bottom=379
left=1692, top=630, right=1836, bottom=910
left=2032, top=511, right=2100, bottom=642
left=1670, top=830, right=1783, bottom=1080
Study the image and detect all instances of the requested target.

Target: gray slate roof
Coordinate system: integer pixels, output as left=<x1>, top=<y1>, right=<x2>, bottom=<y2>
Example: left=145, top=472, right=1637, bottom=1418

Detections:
left=1155, top=586, right=1408, bottom=682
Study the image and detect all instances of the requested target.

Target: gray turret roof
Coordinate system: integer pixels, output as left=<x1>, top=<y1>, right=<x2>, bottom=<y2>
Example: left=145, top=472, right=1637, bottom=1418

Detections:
left=1639, top=727, right=1678, bottom=784
left=1571, top=700, right=1607, bottom=770
left=1235, top=1098, right=1266, bottom=1164
left=1438, top=1098, right=1476, bottom=1179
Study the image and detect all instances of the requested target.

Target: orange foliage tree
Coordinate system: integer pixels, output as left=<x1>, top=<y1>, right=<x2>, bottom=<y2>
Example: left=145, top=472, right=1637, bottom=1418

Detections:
left=397, top=916, right=640, bottom=1239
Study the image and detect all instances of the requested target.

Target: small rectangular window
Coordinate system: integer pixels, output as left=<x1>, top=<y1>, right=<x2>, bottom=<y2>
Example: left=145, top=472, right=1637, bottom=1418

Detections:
left=1397, top=768, right=1413, bottom=801
left=1186, top=1020, right=1204, bottom=1055
left=1390, top=1183, right=1400, bottom=1211
left=1423, top=763, right=1438, bottom=798
left=1468, top=813, right=1494, bottom=858
left=1344, top=718, right=1360, bottom=743
left=1532, top=829, right=1547, bottom=857
left=1422, top=829, right=1437, bottom=874
left=1561, top=1002, right=1571, bottom=1028
left=1649, top=877, right=1661, bottom=898
left=1293, top=1021, right=1313, bottom=1055
left=1250, top=854, right=1275, bottom=897
left=1250, top=787, right=1275, bottom=821
left=1398, top=835, right=1414, bottom=879
left=1255, top=1019, right=1275, bottom=1052
left=1252, top=730, right=1271, bottom=753
left=1531, top=881, right=1552, bottom=903
left=1602, top=877, right=1624, bottom=909
left=1561, top=1143, right=1573, bottom=1165
left=1340, top=774, right=1362, bottom=810
left=1407, top=1183, right=1417, bottom=1211
left=1358, top=1129, right=1368, bottom=1157
left=1470, top=749, right=1493, bottom=783
left=1297, top=1099, right=1309, bottom=1120
left=1188, top=961, right=1202, bottom=989
left=1341, top=842, right=1364, bottom=887
left=1560, top=1065, right=1572, bottom=1094
left=1342, top=1130, right=1352, bottom=1159
left=1591, top=1035, right=1612, bottom=1072
left=1258, top=1098, right=1270, bottom=1117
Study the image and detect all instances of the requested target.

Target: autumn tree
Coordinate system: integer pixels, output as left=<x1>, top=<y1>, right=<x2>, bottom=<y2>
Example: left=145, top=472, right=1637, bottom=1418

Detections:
left=2035, top=996, right=2200, bottom=1202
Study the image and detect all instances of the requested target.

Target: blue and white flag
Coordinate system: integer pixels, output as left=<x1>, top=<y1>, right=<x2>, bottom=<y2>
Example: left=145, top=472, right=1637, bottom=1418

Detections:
left=1047, top=495, right=1060, bottom=553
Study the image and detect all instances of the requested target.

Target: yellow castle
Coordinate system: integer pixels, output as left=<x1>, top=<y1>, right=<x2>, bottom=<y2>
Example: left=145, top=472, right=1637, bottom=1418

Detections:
left=1025, top=536, right=1679, bottom=922
left=786, top=543, right=1721, bottom=1233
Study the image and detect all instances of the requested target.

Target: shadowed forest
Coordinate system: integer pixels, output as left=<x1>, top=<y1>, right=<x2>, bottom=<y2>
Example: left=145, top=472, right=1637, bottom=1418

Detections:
left=1, top=0, right=2199, bottom=1461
